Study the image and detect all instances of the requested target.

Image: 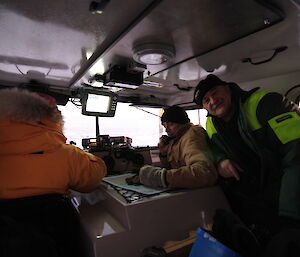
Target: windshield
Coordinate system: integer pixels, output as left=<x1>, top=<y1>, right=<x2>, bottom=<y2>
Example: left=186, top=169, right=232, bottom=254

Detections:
left=58, top=102, right=208, bottom=148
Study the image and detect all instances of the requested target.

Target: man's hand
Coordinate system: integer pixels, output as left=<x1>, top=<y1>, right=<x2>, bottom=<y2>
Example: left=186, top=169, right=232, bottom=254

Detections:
left=139, top=165, right=167, bottom=188
left=217, top=159, right=243, bottom=180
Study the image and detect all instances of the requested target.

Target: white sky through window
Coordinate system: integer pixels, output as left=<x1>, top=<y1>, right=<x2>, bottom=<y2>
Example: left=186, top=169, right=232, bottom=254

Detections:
left=58, top=102, right=208, bottom=148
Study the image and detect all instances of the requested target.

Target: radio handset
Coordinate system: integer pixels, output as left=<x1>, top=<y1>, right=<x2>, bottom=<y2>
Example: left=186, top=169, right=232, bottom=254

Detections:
left=161, top=135, right=171, bottom=145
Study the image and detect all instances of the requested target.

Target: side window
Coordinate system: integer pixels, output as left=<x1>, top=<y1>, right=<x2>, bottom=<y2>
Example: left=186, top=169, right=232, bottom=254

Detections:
left=186, top=109, right=208, bottom=128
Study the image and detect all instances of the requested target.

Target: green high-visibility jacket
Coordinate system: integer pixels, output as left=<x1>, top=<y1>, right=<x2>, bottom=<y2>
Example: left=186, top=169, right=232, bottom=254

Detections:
left=206, top=89, right=300, bottom=224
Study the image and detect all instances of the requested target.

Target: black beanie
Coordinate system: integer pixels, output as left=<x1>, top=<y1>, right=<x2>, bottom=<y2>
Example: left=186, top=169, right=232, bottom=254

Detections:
left=161, top=105, right=190, bottom=124
left=194, top=74, right=229, bottom=108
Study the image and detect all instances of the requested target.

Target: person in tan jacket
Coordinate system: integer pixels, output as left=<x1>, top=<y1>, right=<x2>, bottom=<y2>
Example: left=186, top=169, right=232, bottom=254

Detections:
left=139, top=105, right=217, bottom=189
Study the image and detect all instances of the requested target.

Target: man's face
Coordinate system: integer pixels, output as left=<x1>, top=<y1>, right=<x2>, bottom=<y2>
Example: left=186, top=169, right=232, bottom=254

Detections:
left=202, top=85, right=233, bottom=120
left=162, top=122, right=183, bottom=138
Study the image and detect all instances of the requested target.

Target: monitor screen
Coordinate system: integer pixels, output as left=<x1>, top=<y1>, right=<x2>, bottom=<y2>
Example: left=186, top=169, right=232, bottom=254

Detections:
left=86, top=94, right=111, bottom=113
left=81, top=90, right=117, bottom=117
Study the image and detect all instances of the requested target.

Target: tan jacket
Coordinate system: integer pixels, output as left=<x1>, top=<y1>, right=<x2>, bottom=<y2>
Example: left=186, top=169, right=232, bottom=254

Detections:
left=160, top=124, right=217, bottom=188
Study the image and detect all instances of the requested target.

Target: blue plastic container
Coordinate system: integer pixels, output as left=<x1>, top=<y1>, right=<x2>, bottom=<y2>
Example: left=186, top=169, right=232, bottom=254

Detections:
left=189, top=228, right=242, bottom=257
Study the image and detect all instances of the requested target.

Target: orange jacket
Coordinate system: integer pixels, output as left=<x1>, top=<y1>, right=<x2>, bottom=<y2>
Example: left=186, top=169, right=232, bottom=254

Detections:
left=0, top=119, right=107, bottom=199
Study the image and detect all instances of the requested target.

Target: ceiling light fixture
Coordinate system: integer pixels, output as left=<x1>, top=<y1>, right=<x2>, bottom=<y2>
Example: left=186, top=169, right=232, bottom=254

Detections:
left=133, top=43, right=175, bottom=65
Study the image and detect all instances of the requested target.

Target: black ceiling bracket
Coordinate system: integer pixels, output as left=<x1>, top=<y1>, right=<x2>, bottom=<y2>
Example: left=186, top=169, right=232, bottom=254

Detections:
left=173, top=84, right=192, bottom=91
left=241, top=46, right=288, bottom=65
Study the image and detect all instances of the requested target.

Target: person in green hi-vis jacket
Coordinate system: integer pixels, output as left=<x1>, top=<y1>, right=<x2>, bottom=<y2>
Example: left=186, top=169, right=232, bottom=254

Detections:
left=194, top=74, right=300, bottom=250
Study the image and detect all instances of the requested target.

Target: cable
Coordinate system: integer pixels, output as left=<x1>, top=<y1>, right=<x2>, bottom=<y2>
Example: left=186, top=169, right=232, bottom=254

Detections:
left=70, top=98, right=82, bottom=108
left=46, top=68, right=52, bottom=76
left=284, top=84, right=300, bottom=106
left=134, top=106, right=161, bottom=117
left=284, top=84, right=300, bottom=97
left=296, top=94, right=300, bottom=105
left=15, top=65, right=25, bottom=75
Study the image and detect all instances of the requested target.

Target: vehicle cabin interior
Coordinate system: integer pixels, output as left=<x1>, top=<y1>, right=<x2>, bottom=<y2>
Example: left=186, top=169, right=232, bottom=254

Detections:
left=1, top=0, right=300, bottom=107
left=1, top=0, right=300, bottom=257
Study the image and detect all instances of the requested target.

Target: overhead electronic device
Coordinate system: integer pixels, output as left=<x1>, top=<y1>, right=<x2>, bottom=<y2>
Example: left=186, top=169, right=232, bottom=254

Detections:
left=81, top=89, right=118, bottom=117
left=102, top=65, right=143, bottom=89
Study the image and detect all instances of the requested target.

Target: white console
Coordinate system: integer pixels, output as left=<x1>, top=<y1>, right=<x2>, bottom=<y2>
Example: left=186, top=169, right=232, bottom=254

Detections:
left=77, top=185, right=230, bottom=257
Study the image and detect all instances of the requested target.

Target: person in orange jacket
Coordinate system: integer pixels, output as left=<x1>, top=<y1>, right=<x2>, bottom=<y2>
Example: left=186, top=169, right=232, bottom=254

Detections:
left=0, top=88, right=107, bottom=199
left=0, top=88, right=107, bottom=257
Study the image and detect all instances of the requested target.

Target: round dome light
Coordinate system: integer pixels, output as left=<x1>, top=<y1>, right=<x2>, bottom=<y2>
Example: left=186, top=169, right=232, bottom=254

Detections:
left=133, top=43, right=175, bottom=65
